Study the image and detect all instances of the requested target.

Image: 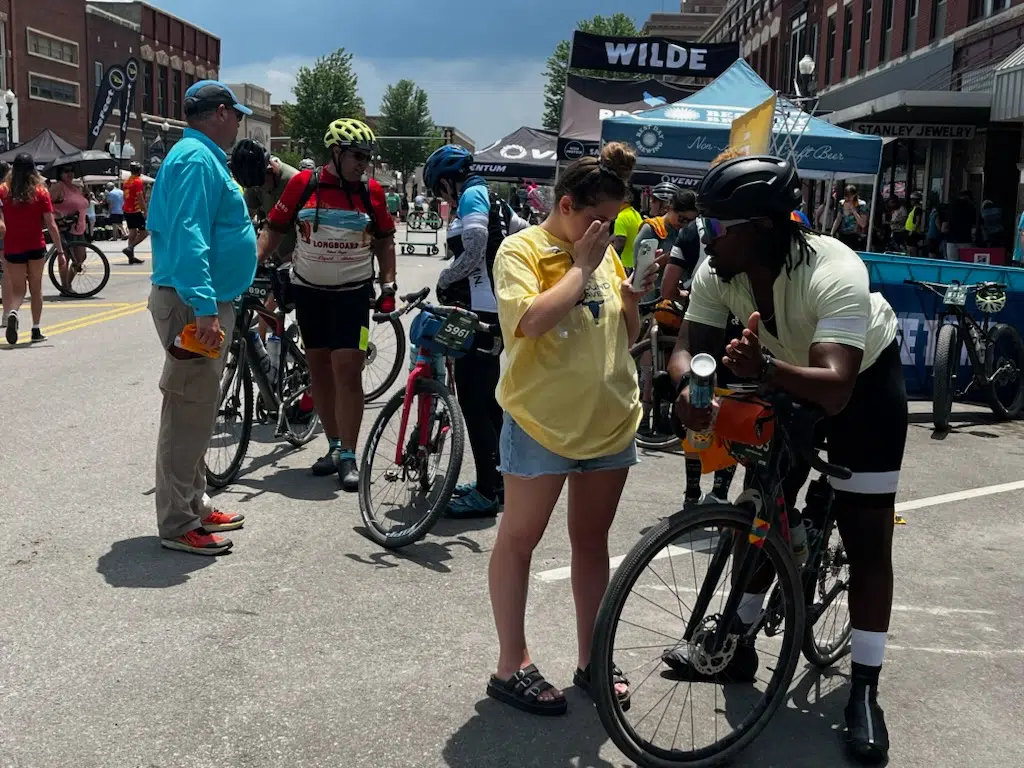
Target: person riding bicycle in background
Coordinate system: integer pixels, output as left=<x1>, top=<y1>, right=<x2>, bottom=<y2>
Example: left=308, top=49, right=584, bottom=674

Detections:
left=667, top=154, right=907, bottom=764
left=122, top=161, right=148, bottom=265
left=424, top=143, right=530, bottom=518
left=634, top=182, right=691, bottom=256
left=259, top=117, right=397, bottom=491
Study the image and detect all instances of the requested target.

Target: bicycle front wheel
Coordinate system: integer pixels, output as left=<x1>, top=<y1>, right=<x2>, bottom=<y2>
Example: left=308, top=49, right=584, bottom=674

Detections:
left=592, top=503, right=804, bottom=768
left=932, top=323, right=958, bottom=431
left=206, top=336, right=253, bottom=488
left=48, top=241, right=111, bottom=298
left=632, top=336, right=681, bottom=451
left=358, top=377, right=464, bottom=548
left=364, top=317, right=406, bottom=403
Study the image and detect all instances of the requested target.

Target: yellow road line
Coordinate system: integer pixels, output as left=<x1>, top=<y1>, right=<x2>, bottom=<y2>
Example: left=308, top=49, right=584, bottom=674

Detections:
left=38, top=302, right=134, bottom=309
left=42, top=300, right=148, bottom=336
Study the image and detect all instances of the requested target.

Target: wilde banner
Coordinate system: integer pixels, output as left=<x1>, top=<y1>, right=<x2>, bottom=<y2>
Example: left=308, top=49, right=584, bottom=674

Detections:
left=87, top=64, right=127, bottom=150
left=118, top=57, right=140, bottom=159
left=569, top=31, right=739, bottom=78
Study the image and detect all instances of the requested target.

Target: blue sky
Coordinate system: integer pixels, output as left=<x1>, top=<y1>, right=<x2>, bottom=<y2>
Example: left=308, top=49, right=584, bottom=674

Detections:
left=158, top=0, right=674, bottom=147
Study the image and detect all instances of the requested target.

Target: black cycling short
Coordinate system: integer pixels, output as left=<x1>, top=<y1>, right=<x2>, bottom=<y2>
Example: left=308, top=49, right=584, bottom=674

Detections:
left=293, top=282, right=371, bottom=352
left=4, top=248, right=47, bottom=264
left=781, top=339, right=907, bottom=506
left=125, top=212, right=147, bottom=230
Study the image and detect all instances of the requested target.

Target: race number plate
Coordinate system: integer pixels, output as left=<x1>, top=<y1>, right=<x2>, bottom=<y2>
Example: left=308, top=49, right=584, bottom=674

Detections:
left=943, top=285, right=968, bottom=306
left=247, top=281, right=271, bottom=300
left=729, top=440, right=772, bottom=468
left=434, top=313, right=475, bottom=350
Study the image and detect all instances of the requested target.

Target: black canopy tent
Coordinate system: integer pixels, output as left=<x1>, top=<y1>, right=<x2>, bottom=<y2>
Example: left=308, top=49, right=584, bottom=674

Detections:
left=0, top=129, right=80, bottom=166
left=468, top=127, right=557, bottom=182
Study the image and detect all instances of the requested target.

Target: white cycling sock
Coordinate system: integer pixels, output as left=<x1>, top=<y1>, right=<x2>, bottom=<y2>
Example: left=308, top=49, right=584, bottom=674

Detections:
left=851, top=629, right=887, bottom=667
left=737, top=592, right=767, bottom=625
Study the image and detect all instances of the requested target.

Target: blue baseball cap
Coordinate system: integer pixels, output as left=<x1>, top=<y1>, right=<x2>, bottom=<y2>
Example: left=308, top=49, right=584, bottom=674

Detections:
left=184, top=80, right=252, bottom=116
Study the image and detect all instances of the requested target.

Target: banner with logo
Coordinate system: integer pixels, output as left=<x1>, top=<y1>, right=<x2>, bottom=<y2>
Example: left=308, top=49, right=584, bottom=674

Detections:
left=118, top=57, right=139, bottom=158
left=558, top=74, right=694, bottom=162
left=728, top=95, right=776, bottom=156
left=570, top=31, right=739, bottom=78
left=469, top=126, right=557, bottom=180
left=87, top=64, right=127, bottom=150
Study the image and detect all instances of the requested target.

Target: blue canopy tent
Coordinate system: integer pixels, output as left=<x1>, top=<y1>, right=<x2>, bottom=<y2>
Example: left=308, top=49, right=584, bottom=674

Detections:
left=600, top=59, right=885, bottom=237
left=600, top=59, right=883, bottom=177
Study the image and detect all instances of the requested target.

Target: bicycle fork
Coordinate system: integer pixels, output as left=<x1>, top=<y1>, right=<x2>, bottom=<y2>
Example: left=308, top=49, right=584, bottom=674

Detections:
left=393, top=359, right=434, bottom=465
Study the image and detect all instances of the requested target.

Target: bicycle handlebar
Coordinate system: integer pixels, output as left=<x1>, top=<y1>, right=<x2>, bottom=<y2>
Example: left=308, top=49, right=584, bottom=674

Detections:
left=372, top=286, right=498, bottom=334
left=904, top=278, right=1001, bottom=294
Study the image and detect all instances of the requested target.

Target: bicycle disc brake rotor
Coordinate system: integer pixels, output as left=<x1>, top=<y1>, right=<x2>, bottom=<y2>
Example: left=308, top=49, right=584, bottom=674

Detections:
left=688, top=616, right=738, bottom=676
left=993, top=355, right=1018, bottom=386
left=364, top=341, right=377, bottom=367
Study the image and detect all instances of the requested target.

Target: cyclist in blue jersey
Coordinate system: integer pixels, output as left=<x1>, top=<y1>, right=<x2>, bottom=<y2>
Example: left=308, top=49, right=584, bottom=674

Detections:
left=424, top=144, right=530, bottom=518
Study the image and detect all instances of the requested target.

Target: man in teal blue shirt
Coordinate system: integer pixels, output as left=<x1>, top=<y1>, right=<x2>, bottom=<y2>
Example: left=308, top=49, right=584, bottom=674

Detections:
left=147, top=80, right=257, bottom=556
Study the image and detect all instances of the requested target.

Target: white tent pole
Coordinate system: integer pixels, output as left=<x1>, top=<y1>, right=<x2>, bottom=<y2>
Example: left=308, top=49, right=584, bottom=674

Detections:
left=866, top=179, right=879, bottom=252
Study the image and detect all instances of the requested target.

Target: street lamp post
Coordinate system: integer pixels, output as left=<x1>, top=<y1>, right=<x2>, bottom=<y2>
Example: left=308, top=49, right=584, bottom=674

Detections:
left=3, top=90, right=16, bottom=151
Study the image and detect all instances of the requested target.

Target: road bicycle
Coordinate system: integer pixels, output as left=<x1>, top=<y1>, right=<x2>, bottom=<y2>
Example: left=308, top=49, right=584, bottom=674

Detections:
left=205, top=265, right=320, bottom=488
left=591, top=378, right=853, bottom=767
left=358, top=287, right=497, bottom=548
left=905, top=279, right=1024, bottom=432
left=632, top=297, right=686, bottom=451
left=46, top=215, right=111, bottom=299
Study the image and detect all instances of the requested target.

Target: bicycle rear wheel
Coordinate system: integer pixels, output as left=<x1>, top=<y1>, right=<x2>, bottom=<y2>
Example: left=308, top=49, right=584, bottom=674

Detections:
left=932, top=323, right=958, bottom=431
left=632, top=336, right=681, bottom=451
left=364, top=317, right=406, bottom=403
left=48, top=241, right=111, bottom=298
left=591, top=504, right=804, bottom=768
left=206, top=335, right=253, bottom=488
left=802, top=516, right=852, bottom=667
left=358, top=377, right=464, bottom=548
left=280, top=333, right=320, bottom=447
left=984, top=322, right=1024, bottom=420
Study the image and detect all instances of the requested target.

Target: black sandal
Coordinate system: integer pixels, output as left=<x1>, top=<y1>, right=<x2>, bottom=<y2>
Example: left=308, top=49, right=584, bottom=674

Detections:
left=487, top=663, right=567, bottom=716
left=574, top=663, right=631, bottom=711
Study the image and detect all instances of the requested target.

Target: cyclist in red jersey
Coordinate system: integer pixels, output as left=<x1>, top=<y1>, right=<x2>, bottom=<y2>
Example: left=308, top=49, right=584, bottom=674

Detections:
left=259, top=118, right=397, bottom=490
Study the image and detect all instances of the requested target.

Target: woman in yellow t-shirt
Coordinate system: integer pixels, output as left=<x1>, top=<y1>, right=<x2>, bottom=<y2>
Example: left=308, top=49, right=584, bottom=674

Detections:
left=486, top=142, right=658, bottom=717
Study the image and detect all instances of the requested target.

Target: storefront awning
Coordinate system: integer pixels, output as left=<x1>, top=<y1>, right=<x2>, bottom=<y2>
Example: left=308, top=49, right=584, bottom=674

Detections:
left=992, top=43, right=1024, bottom=121
left=823, top=90, right=991, bottom=127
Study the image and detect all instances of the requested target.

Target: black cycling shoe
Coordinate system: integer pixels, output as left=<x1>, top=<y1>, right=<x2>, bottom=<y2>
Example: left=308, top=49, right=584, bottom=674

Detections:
left=311, top=449, right=340, bottom=476
left=661, top=635, right=758, bottom=683
left=684, top=489, right=703, bottom=507
left=338, top=455, right=359, bottom=492
left=844, top=683, right=889, bottom=764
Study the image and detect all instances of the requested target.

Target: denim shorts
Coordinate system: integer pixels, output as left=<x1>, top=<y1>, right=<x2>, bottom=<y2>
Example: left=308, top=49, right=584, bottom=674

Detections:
left=498, top=411, right=638, bottom=478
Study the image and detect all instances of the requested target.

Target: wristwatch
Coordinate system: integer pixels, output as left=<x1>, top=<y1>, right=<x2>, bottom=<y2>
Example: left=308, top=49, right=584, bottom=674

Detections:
left=759, top=352, right=777, bottom=384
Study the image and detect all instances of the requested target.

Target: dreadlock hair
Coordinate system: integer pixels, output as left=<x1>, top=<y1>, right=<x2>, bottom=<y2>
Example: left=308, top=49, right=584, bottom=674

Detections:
left=554, top=141, right=636, bottom=208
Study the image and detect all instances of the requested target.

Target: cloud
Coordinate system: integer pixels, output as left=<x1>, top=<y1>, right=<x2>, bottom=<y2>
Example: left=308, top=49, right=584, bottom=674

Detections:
left=220, top=55, right=549, bottom=149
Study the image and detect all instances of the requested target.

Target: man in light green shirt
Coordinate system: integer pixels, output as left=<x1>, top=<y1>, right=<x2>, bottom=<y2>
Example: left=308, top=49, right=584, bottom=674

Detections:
left=612, top=199, right=643, bottom=269
left=385, top=186, right=401, bottom=216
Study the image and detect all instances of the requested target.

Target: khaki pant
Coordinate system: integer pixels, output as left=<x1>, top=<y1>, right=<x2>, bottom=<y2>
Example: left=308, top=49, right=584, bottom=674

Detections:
left=148, top=285, right=236, bottom=538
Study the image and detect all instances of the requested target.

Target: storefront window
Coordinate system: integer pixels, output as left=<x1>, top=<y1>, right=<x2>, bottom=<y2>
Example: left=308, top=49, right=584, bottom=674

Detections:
left=929, top=141, right=949, bottom=205
left=859, top=1, right=872, bottom=73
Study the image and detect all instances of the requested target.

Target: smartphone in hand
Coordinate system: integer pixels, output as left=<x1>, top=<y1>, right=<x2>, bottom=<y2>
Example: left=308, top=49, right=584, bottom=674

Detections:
left=631, top=238, right=659, bottom=293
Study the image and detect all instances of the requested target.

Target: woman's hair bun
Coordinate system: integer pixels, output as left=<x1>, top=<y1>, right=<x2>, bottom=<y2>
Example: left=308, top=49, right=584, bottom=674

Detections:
left=600, top=142, right=636, bottom=182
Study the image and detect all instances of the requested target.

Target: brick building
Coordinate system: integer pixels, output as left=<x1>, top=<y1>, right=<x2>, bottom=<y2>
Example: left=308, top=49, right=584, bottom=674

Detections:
left=90, top=1, right=220, bottom=174
left=86, top=3, right=142, bottom=165
left=643, top=1, right=728, bottom=42
left=700, top=1, right=1024, bottom=232
left=226, top=82, right=271, bottom=147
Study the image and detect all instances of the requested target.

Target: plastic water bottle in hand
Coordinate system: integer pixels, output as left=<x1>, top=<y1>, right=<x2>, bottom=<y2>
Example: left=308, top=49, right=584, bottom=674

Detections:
left=266, top=334, right=281, bottom=384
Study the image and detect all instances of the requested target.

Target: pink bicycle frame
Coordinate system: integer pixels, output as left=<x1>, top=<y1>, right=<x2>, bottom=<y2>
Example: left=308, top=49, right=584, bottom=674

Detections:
left=392, top=345, right=456, bottom=464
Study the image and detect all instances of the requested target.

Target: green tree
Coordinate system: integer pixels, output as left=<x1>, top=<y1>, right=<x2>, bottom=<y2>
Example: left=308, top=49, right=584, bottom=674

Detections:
left=541, top=13, right=641, bottom=131
left=280, top=49, right=364, bottom=163
left=275, top=148, right=304, bottom=169
left=376, top=79, right=440, bottom=188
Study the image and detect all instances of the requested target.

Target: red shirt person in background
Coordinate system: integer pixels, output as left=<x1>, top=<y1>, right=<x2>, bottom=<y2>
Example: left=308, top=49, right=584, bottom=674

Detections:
left=0, top=152, right=64, bottom=345
left=121, top=161, right=148, bottom=265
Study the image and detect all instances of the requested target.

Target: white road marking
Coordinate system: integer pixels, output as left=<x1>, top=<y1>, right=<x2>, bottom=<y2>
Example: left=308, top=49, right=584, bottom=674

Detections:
left=887, top=645, right=1024, bottom=656
left=533, top=480, right=1024, bottom=583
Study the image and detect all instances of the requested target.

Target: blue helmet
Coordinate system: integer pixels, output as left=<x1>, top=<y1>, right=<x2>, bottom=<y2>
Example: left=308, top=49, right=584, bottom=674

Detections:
left=423, top=144, right=473, bottom=193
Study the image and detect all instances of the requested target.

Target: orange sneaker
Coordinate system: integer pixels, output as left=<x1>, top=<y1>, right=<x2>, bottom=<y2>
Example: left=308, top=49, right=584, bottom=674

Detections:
left=161, top=528, right=233, bottom=555
left=200, top=509, right=245, bottom=532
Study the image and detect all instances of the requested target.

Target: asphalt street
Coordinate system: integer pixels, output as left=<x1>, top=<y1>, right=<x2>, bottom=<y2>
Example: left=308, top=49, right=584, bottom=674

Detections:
left=1, top=230, right=1022, bottom=768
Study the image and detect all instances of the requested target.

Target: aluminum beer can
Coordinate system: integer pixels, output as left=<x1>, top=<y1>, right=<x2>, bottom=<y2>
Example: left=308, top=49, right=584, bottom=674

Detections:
left=688, top=353, right=717, bottom=409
